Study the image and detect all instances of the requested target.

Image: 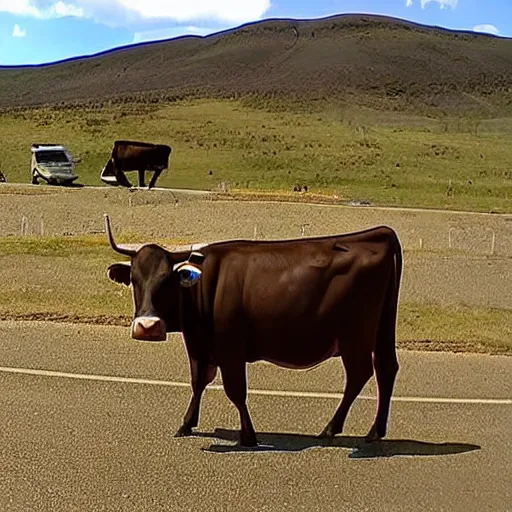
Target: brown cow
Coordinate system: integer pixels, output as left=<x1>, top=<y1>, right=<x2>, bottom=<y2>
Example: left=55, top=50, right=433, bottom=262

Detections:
left=101, top=140, right=172, bottom=189
left=104, top=214, right=403, bottom=447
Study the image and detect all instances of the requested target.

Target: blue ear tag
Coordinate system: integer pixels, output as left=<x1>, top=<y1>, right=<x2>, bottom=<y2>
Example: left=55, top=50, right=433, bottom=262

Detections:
left=175, top=263, right=202, bottom=288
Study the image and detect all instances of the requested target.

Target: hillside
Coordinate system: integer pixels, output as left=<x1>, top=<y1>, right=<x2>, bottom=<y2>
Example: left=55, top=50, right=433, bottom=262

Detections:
left=1, top=14, right=512, bottom=114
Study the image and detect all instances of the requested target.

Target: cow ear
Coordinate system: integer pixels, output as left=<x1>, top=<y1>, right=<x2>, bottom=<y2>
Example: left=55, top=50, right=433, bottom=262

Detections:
left=108, top=263, right=131, bottom=286
left=188, top=251, right=205, bottom=266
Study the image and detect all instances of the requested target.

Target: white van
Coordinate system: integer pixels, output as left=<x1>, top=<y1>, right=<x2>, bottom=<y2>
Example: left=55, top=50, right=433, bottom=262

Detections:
left=31, top=144, right=79, bottom=185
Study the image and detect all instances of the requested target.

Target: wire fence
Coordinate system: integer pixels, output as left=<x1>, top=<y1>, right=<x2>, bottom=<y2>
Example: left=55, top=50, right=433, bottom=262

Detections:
left=9, top=213, right=512, bottom=258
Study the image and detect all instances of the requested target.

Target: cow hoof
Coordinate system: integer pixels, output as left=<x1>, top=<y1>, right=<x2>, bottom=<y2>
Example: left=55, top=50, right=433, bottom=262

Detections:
left=240, top=435, right=258, bottom=448
left=318, top=425, right=336, bottom=440
left=364, top=425, right=383, bottom=443
left=175, top=425, right=193, bottom=438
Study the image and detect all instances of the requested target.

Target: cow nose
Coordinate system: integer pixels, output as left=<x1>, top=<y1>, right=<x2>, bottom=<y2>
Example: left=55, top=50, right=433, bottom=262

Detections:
left=131, top=317, right=167, bottom=342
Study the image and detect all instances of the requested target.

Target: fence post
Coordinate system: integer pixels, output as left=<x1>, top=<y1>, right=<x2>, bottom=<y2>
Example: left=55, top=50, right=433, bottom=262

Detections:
left=448, top=228, right=456, bottom=250
left=21, top=216, right=28, bottom=236
left=301, top=224, right=310, bottom=237
left=489, top=230, right=496, bottom=256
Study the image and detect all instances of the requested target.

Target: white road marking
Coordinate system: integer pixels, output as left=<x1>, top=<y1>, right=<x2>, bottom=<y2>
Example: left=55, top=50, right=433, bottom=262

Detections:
left=1, top=366, right=511, bottom=405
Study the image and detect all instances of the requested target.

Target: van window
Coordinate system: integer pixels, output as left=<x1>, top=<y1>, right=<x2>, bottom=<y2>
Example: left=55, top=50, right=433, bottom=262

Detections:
left=35, top=151, right=70, bottom=164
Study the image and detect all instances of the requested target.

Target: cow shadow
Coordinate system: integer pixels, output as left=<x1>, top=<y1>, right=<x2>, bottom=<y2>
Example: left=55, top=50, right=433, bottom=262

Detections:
left=197, top=429, right=480, bottom=459
left=61, top=182, right=85, bottom=188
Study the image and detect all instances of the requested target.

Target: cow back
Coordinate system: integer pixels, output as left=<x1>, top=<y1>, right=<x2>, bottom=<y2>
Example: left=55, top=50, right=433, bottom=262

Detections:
left=112, top=141, right=172, bottom=171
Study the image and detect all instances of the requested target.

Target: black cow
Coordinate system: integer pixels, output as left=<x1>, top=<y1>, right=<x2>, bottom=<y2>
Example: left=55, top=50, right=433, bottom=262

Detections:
left=101, top=140, right=172, bottom=189
left=105, top=214, right=403, bottom=447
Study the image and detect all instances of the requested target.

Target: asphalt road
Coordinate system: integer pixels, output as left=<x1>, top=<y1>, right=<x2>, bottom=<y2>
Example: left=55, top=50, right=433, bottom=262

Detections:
left=1, top=321, right=511, bottom=512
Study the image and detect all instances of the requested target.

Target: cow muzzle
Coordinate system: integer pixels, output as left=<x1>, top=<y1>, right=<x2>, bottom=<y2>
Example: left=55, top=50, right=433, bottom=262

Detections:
left=131, top=317, right=167, bottom=342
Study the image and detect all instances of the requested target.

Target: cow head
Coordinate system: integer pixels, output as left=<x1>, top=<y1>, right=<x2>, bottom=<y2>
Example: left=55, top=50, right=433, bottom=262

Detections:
left=104, top=214, right=205, bottom=342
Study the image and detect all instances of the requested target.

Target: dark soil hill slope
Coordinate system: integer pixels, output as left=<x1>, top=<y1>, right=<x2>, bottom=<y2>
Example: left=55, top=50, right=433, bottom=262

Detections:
left=1, top=14, right=511, bottom=114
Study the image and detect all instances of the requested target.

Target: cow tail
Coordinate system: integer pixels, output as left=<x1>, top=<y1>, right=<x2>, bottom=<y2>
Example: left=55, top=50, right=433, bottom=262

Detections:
left=375, top=229, right=402, bottom=359
left=371, top=230, right=402, bottom=438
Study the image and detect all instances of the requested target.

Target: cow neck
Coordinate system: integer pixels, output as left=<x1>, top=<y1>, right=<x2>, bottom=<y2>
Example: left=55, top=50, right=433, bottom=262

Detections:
left=178, top=283, right=202, bottom=332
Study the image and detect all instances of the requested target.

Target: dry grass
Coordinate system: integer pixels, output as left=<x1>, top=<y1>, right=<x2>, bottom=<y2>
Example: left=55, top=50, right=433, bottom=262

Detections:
left=0, top=188, right=510, bottom=354
left=398, top=304, right=512, bottom=355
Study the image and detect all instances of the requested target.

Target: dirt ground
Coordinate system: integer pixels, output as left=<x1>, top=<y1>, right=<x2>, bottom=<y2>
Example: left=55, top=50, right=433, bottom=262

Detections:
left=1, top=185, right=511, bottom=251
left=1, top=186, right=511, bottom=309
left=0, top=185, right=510, bottom=354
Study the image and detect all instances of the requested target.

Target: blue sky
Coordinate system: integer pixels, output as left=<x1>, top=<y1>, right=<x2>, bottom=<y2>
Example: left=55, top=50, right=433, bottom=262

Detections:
left=0, top=0, right=509, bottom=65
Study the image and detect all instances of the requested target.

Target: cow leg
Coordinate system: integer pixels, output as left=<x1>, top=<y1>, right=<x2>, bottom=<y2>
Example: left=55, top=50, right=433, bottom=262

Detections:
left=137, top=169, right=145, bottom=188
left=147, top=169, right=162, bottom=190
left=175, top=360, right=217, bottom=437
left=220, top=362, right=257, bottom=447
left=319, top=350, right=374, bottom=440
left=114, top=168, right=132, bottom=188
left=366, top=347, right=399, bottom=442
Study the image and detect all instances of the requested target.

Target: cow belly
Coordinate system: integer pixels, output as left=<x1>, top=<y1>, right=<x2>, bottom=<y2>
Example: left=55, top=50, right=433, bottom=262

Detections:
left=247, top=331, right=342, bottom=369
left=243, top=303, right=376, bottom=369
left=263, top=339, right=341, bottom=370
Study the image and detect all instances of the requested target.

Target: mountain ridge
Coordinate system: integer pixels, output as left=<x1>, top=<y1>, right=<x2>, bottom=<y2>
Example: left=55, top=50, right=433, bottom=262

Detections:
left=1, top=13, right=511, bottom=114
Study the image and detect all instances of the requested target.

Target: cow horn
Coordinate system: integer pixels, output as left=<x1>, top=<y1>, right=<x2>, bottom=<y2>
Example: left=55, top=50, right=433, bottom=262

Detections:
left=104, top=214, right=137, bottom=257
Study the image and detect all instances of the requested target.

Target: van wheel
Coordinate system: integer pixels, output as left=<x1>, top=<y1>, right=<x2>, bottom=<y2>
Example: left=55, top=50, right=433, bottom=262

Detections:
left=31, top=170, right=39, bottom=185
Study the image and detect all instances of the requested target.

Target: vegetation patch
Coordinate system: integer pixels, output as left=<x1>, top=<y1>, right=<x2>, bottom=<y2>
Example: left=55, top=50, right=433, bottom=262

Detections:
left=398, top=303, right=512, bottom=355
left=1, top=99, right=511, bottom=213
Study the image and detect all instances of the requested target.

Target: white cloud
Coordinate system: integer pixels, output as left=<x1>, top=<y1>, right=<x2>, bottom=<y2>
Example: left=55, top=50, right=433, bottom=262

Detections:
left=473, top=24, right=499, bottom=35
left=406, top=0, right=458, bottom=8
left=52, top=1, right=84, bottom=17
left=119, top=0, right=271, bottom=23
left=12, top=24, right=27, bottom=37
left=133, top=25, right=219, bottom=44
left=0, top=1, right=39, bottom=17
left=0, top=1, right=83, bottom=19
left=0, top=1, right=271, bottom=25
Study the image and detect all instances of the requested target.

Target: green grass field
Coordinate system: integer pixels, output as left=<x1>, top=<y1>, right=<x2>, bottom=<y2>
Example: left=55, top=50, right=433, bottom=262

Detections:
left=1, top=99, right=511, bottom=213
